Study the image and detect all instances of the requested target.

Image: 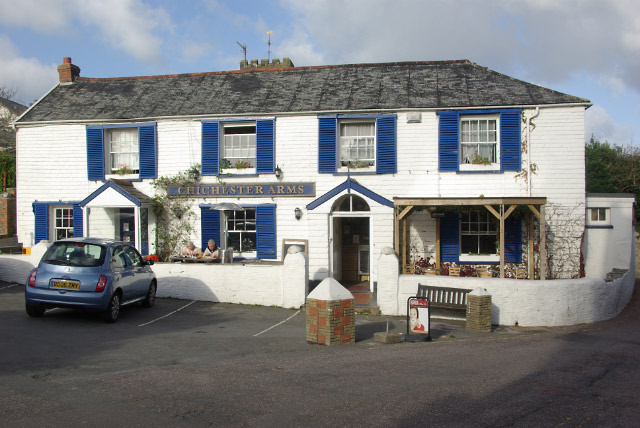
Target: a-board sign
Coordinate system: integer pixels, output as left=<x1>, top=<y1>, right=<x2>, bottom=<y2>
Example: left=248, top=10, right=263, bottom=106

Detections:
left=407, top=297, right=431, bottom=341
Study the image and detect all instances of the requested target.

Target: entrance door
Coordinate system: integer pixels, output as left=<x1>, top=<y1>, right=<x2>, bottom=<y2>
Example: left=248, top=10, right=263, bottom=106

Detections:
left=119, top=208, right=135, bottom=244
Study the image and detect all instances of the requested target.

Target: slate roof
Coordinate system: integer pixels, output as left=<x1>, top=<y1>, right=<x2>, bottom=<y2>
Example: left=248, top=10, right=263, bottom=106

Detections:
left=17, top=60, right=589, bottom=123
left=0, top=96, right=27, bottom=116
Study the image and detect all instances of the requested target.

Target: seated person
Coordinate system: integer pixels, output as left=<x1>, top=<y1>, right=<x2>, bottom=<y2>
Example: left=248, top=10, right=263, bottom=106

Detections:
left=203, top=239, right=219, bottom=259
left=181, top=241, right=203, bottom=258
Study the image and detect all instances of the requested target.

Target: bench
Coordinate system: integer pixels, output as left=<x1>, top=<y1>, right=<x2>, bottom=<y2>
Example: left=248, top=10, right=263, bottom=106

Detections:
left=417, top=284, right=472, bottom=310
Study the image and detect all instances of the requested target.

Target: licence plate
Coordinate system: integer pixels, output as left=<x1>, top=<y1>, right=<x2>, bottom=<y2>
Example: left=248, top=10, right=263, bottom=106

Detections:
left=51, top=280, right=80, bottom=290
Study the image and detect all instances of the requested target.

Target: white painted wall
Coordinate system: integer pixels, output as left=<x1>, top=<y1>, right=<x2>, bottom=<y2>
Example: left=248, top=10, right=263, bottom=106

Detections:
left=377, top=235, right=635, bottom=327
left=584, top=196, right=636, bottom=279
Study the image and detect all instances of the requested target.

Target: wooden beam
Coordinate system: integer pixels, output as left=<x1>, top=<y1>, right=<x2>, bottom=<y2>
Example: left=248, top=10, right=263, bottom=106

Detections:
left=540, top=204, right=547, bottom=280
left=500, top=204, right=505, bottom=278
left=394, top=197, right=547, bottom=207
left=528, top=212, right=534, bottom=280
left=435, top=217, right=441, bottom=272
left=528, top=204, right=541, bottom=219
left=398, top=205, right=414, bottom=221
left=504, top=204, right=517, bottom=219
left=484, top=204, right=500, bottom=220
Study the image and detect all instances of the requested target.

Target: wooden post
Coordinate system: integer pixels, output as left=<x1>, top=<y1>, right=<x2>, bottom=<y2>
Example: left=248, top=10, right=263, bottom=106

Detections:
left=528, top=212, right=534, bottom=280
left=435, top=217, right=441, bottom=273
left=540, top=204, right=547, bottom=280
left=402, top=217, right=408, bottom=272
left=499, top=204, right=505, bottom=278
left=394, top=207, right=400, bottom=259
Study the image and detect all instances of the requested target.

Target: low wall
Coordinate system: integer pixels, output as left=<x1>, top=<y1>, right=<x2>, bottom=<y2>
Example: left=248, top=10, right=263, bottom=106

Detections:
left=0, top=243, right=309, bottom=309
left=377, top=247, right=636, bottom=327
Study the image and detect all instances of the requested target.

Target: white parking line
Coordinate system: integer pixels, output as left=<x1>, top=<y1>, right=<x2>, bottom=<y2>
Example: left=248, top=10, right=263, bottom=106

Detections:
left=138, top=300, right=197, bottom=327
left=0, top=283, right=18, bottom=290
left=253, top=310, right=301, bottom=337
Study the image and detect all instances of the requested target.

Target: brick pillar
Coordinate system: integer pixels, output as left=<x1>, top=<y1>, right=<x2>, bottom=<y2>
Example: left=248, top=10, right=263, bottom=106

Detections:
left=466, top=288, right=492, bottom=332
left=305, top=278, right=355, bottom=345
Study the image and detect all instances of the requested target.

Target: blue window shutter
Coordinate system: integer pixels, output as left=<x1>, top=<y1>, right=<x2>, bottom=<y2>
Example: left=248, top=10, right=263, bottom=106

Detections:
left=376, top=115, right=397, bottom=174
left=257, top=204, right=276, bottom=259
left=500, top=109, right=522, bottom=171
left=33, top=203, right=48, bottom=244
left=505, top=217, right=522, bottom=263
left=200, top=207, right=221, bottom=251
left=256, top=119, right=275, bottom=174
left=72, top=204, right=83, bottom=237
left=318, top=117, right=337, bottom=173
left=202, top=121, right=220, bottom=175
left=440, top=212, right=460, bottom=262
left=438, top=111, right=459, bottom=171
left=138, top=124, right=157, bottom=179
left=86, top=127, right=105, bottom=181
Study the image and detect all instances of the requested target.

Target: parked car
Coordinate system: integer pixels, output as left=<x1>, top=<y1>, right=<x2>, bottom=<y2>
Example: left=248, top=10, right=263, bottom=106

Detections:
left=25, top=238, right=157, bottom=323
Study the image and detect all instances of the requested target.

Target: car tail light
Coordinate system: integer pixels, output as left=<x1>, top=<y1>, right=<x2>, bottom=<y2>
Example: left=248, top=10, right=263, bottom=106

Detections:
left=28, top=269, right=38, bottom=287
left=96, top=275, right=107, bottom=292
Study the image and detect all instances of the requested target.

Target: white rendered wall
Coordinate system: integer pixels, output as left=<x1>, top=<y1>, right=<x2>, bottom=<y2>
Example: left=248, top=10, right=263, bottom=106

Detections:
left=584, top=197, right=636, bottom=279
left=377, top=240, right=635, bottom=327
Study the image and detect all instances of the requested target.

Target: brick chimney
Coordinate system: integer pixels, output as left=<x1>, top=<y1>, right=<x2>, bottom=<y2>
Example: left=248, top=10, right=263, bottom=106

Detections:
left=57, top=57, right=81, bottom=83
left=240, top=57, right=294, bottom=70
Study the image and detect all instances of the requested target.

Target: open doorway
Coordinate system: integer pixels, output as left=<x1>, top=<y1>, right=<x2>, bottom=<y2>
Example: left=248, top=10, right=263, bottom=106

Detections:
left=331, top=194, right=371, bottom=290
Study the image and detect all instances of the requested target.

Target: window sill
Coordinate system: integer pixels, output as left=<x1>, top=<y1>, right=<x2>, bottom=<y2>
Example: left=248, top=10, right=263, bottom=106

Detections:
left=459, top=254, right=499, bottom=263
left=105, top=173, right=139, bottom=181
left=458, top=164, right=500, bottom=173
left=220, top=168, right=257, bottom=176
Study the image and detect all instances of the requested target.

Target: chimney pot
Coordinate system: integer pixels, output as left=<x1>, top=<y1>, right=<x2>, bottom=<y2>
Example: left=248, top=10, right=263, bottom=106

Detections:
left=63, top=57, right=72, bottom=64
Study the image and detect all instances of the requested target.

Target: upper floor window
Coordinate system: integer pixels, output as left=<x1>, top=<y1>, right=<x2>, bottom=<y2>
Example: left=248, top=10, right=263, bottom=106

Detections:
left=106, top=128, right=139, bottom=175
left=339, top=121, right=375, bottom=170
left=590, top=208, right=607, bottom=222
left=460, top=115, right=499, bottom=170
left=221, top=123, right=256, bottom=172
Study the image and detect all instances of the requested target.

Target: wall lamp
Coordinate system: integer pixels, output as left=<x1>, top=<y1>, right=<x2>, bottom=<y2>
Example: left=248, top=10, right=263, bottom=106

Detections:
left=294, top=207, right=302, bottom=220
left=275, top=165, right=282, bottom=179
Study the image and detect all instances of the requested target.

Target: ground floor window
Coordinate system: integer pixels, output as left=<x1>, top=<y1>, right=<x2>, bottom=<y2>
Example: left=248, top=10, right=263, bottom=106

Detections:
left=226, top=209, right=256, bottom=253
left=460, top=211, right=497, bottom=255
left=54, top=207, right=74, bottom=240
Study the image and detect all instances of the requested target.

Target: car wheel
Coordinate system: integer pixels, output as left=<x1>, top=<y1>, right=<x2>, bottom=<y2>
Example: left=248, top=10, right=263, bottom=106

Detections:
left=142, top=282, right=156, bottom=308
left=103, top=293, right=121, bottom=323
left=26, top=303, right=45, bottom=318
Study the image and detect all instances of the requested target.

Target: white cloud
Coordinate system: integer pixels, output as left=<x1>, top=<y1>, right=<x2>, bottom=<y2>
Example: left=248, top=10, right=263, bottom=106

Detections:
left=0, top=0, right=70, bottom=32
left=281, top=0, right=640, bottom=92
left=275, top=26, right=325, bottom=66
left=0, top=0, right=171, bottom=64
left=0, top=36, right=58, bottom=104
left=586, top=105, right=635, bottom=145
left=181, top=41, right=211, bottom=62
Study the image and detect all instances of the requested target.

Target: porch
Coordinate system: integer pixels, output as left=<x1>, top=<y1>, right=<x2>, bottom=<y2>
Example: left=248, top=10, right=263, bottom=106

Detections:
left=394, top=197, right=548, bottom=280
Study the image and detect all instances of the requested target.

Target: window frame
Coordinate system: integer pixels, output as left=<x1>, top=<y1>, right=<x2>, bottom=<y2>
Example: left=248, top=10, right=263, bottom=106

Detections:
left=220, top=122, right=257, bottom=175
left=53, top=206, right=75, bottom=240
left=337, top=119, right=376, bottom=172
left=226, top=208, right=257, bottom=256
left=459, top=210, right=499, bottom=262
left=587, top=207, right=610, bottom=226
left=458, top=114, right=500, bottom=172
left=105, top=127, right=140, bottom=177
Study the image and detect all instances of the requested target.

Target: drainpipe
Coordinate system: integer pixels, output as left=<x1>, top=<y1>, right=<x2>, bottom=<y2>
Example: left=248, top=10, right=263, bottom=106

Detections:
left=527, top=107, right=540, bottom=197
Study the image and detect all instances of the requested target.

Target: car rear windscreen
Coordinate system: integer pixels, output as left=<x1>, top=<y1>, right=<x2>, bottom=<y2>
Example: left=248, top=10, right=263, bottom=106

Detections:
left=42, top=242, right=106, bottom=267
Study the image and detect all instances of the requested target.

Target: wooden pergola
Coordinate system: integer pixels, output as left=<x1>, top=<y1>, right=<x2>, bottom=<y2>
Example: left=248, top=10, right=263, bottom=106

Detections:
left=394, top=197, right=548, bottom=279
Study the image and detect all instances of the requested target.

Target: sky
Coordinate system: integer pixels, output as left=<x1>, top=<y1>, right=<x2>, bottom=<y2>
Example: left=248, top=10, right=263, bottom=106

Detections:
left=0, top=0, right=639, bottom=146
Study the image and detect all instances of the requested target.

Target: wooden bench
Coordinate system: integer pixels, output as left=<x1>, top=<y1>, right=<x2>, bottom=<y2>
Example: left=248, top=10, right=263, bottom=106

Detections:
left=417, top=284, right=472, bottom=310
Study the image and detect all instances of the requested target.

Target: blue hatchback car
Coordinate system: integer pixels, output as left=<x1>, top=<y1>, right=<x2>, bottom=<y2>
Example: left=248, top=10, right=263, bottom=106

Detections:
left=25, top=238, right=157, bottom=323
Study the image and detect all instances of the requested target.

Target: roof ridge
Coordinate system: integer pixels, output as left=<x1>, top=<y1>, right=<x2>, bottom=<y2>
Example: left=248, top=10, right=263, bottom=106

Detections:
left=77, top=60, right=472, bottom=82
